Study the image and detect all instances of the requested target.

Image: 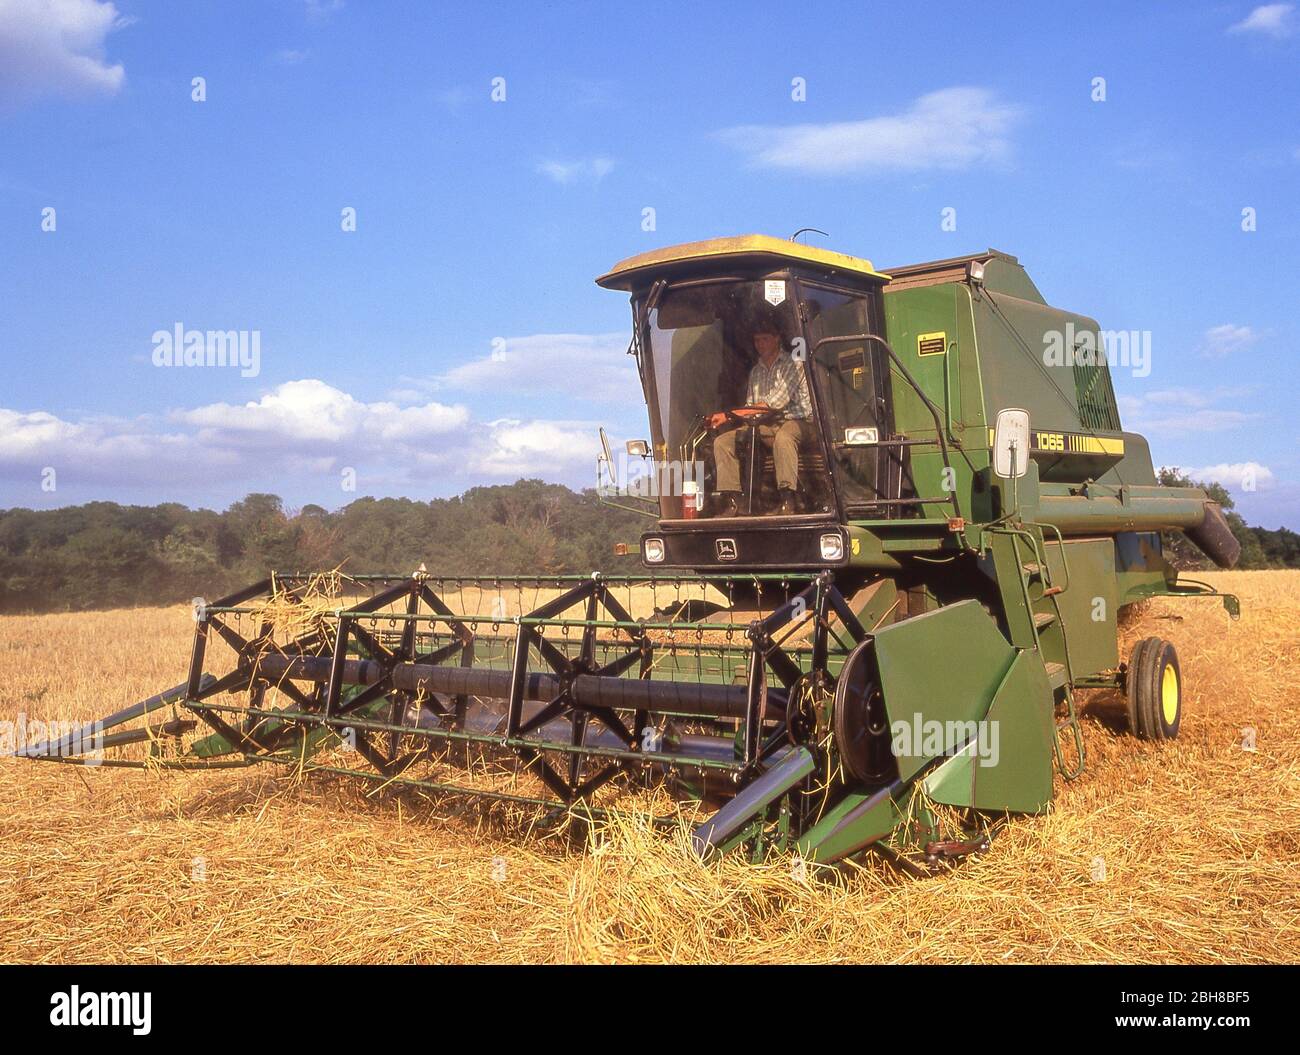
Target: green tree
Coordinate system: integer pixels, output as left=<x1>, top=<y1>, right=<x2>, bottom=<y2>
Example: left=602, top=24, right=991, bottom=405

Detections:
left=1156, top=467, right=1266, bottom=569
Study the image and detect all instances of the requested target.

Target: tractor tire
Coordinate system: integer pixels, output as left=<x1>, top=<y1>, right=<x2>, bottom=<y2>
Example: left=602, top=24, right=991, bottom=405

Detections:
left=1125, top=637, right=1182, bottom=741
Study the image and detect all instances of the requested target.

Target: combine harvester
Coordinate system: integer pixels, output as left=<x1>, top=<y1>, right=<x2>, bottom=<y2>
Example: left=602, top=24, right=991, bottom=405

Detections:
left=23, top=236, right=1241, bottom=870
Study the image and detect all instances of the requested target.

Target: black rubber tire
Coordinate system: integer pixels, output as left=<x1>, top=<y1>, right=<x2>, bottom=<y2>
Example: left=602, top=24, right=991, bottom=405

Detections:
left=1126, top=637, right=1182, bottom=741
left=1124, top=637, right=1152, bottom=737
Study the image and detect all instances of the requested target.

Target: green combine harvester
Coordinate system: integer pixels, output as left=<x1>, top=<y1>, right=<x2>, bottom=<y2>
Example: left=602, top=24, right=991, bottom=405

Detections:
left=22, top=235, right=1241, bottom=871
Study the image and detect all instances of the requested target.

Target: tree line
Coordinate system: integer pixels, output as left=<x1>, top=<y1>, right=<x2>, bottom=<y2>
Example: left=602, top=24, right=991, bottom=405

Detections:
left=0, top=476, right=1295, bottom=613
left=0, top=481, right=648, bottom=613
left=1156, top=468, right=1300, bottom=571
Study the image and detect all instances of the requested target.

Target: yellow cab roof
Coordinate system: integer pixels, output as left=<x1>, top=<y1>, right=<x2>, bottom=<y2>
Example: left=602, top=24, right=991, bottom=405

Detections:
left=595, top=234, right=889, bottom=290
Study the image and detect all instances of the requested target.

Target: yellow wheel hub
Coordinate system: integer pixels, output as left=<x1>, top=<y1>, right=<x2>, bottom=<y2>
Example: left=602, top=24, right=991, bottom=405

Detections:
left=1161, top=663, right=1179, bottom=725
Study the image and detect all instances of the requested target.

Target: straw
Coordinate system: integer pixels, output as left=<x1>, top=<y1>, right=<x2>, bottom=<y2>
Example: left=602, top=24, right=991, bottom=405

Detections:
left=1, top=570, right=1296, bottom=963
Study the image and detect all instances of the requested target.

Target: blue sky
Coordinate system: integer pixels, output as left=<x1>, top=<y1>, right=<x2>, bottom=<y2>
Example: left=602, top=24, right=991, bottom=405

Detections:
left=1, top=0, right=1297, bottom=526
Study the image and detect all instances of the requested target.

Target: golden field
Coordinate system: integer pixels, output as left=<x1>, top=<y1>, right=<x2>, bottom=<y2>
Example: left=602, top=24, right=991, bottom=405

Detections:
left=1, top=570, right=1298, bottom=964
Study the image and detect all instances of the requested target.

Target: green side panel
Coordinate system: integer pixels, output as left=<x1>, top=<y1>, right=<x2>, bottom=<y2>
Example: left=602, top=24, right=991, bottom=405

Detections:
left=969, top=291, right=1124, bottom=483
left=882, top=283, right=963, bottom=437
left=979, top=255, right=1047, bottom=302
left=990, top=460, right=1041, bottom=523
left=1098, top=432, right=1158, bottom=487
left=923, top=650, right=1055, bottom=813
left=794, top=786, right=902, bottom=864
left=972, top=293, right=1100, bottom=435
left=872, top=599, right=1017, bottom=783
left=1045, top=538, right=1119, bottom=676
left=843, top=526, right=904, bottom=570
left=920, top=748, right=976, bottom=807
left=881, top=282, right=992, bottom=522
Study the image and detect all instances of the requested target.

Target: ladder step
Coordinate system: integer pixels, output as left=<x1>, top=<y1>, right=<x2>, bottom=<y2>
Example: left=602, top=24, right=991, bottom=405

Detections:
left=1033, top=611, right=1056, bottom=629
left=1045, top=661, right=1069, bottom=689
left=1022, top=562, right=1042, bottom=578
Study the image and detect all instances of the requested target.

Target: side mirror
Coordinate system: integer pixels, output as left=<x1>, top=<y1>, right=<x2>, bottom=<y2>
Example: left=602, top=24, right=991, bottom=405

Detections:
left=597, top=427, right=618, bottom=493
left=992, top=408, right=1030, bottom=479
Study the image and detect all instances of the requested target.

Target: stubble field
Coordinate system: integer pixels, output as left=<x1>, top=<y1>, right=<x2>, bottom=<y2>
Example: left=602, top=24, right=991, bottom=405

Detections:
left=1, top=571, right=1297, bottom=963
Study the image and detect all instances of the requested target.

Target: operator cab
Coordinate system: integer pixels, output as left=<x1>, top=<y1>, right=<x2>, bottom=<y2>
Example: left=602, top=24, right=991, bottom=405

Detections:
left=598, top=235, right=905, bottom=569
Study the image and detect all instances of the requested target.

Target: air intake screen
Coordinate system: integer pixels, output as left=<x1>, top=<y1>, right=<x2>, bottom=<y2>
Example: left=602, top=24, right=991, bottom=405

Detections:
left=1073, top=360, right=1122, bottom=432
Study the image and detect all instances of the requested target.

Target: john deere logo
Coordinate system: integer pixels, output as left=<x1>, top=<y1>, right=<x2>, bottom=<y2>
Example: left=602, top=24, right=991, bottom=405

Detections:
left=715, top=538, right=738, bottom=561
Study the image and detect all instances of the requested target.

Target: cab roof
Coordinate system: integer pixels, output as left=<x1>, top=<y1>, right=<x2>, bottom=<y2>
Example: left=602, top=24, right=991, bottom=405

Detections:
left=595, top=234, right=889, bottom=291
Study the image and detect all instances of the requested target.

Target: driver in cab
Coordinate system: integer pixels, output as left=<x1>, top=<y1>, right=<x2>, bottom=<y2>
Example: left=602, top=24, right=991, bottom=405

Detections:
left=709, top=311, right=813, bottom=517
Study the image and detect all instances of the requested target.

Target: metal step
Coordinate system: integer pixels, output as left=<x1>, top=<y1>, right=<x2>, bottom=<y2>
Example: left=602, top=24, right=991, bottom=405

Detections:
left=1022, top=562, right=1042, bottom=578
left=1045, top=661, right=1069, bottom=689
left=1033, top=611, right=1056, bottom=630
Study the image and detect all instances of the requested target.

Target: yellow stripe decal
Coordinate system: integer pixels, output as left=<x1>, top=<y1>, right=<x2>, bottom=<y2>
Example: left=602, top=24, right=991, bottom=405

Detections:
left=984, top=427, right=1124, bottom=456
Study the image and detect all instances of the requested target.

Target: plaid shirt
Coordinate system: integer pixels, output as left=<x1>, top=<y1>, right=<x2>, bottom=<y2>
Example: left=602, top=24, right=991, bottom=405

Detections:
left=746, top=354, right=811, bottom=420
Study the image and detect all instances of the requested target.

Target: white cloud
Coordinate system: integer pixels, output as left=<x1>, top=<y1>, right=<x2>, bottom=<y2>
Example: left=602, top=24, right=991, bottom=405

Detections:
left=176, top=379, right=469, bottom=447
left=425, top=332, right=636, bottom=403
left=536, top=157, right=616, bottom=185
left=0, top=0, right=126, bottom=108
left=0, top=330, right=643, bottom=503
left=1118, top=387, right=1260, bottom=436
left=0, top=407, right=234, bottom=486
left=1140, top=385, right=1255, bottom=408
left=1184, top=461, right=1275, bottom=491
left=469, top=419, right=601, bottom=476
left=1139, top=388, right=1214, bottom=408
left=716, top=87, right=1023, bottom=175
left=1139, top=409, right=1258, bottom=433
left=1229, top=4, right=1295, bottom=37
left=1200, top=323, right=1263, bottom=358
left=0, top=380, right=605, bottom=498
left=0, top=408, right=79, bottom=458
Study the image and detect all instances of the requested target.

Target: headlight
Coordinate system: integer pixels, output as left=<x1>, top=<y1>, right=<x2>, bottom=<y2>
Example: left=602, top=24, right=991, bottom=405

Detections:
left=819, top=533, right=844, bottom=561
left=643, top=537, right=665, bottom=563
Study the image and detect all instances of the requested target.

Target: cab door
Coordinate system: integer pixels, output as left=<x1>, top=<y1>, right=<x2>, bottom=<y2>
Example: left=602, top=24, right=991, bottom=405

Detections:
left=797, top=279, right=895, bottom=515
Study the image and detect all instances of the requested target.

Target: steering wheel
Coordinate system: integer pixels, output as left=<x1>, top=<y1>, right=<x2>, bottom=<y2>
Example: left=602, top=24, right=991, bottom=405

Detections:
left=709, top=405, right=784, bottom=431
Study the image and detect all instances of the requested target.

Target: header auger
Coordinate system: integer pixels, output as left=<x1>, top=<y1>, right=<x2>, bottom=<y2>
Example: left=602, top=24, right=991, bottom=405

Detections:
left=21, top=235, right=1241, bottom=872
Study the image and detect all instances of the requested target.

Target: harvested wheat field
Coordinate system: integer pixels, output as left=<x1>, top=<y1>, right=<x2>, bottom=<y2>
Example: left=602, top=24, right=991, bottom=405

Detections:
left=1, top=570, right=1297, bottom=965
